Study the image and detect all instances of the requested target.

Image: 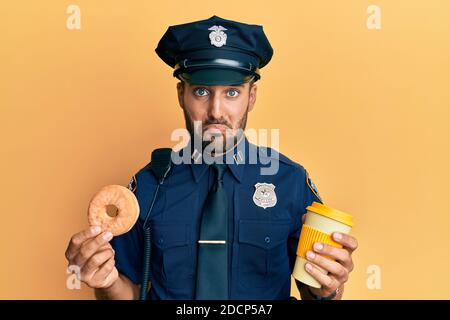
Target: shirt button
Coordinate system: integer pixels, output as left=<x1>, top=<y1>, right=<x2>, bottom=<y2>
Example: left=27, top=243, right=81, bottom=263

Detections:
left=158, top=238, right=164, bottom=244
left=264, top=236, right=271, bottom=244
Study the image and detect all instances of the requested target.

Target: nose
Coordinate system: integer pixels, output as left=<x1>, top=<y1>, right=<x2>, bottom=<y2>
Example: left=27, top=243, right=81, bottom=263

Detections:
left=207, top=91, right=223, bottom=120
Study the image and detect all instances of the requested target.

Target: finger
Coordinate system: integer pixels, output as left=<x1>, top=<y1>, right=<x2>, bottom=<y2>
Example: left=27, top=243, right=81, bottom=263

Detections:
left=306, top=250, right=348, bottom=282
left=304, top=263, right=339, bottom=292
left=98, top=243, right=114, bottom=253
left=81, top=248, right=115, bottom=275
left=66, top=226, right=102, bottom=261
left=313, top=242, right=353, bottom=269
left=79, top=237, right=113, bottom=262
left=332, top=233, right=358, bottom=253
left=73, top=231, right=113, bottom=268
left=301, top=214, right=306, bottom=224
left=91, top=257, right=116, bottom=286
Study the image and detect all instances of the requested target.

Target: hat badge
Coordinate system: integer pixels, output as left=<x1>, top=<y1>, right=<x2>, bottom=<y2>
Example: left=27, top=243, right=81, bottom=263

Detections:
left=208, top=25, right=227, bottom=47
left=253, top=183, right=277, bottom=209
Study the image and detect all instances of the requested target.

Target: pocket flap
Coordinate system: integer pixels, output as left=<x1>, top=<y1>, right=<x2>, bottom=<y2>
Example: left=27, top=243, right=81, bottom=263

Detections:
left=152, top=223, right=188, bottom=249
left=239, top=220, right=290, bottom=250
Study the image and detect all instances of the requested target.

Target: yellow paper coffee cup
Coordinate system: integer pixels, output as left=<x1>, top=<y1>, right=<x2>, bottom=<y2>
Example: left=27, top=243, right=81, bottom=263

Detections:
left=292, top=202, right=354, bottom=288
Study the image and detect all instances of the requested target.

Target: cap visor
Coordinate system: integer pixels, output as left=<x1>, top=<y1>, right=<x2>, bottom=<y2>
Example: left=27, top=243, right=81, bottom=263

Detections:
left=179, top=68, right=254, bottom=85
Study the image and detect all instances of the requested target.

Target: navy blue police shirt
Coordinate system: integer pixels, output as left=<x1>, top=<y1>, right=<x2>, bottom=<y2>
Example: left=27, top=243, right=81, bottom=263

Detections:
left=111, top=136, right=322, bottom=300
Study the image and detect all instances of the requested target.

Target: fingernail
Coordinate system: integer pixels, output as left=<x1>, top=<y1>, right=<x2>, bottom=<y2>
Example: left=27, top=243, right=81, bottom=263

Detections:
left=306, top=251, right=315, bottom=260
left=305, top=263, right=313, bottom=272
left=333, top=233, right=342, bottom=241
left=91, top=226, right=101, bottom=235
left=314, top=242, right=323, bottom=251
left=103, top=232, right=113, bottom=241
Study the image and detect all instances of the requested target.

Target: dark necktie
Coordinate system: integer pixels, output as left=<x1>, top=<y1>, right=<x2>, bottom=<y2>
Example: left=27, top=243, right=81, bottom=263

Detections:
left=195, top=163, right=228, bottom=300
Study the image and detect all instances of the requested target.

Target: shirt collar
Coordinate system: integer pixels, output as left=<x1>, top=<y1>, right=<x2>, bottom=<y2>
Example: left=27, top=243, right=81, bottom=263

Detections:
left=188, top=135, right=248, bottom=183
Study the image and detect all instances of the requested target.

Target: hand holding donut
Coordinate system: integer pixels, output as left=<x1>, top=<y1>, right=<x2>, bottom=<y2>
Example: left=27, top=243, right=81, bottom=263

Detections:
left=65, top=226, right=118, bottom=289
left=65, top=185, right=140, bottom=289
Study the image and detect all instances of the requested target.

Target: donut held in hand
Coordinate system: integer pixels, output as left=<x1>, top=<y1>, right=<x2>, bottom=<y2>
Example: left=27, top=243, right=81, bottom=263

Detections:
left=88, top=185, right=139, bottom=236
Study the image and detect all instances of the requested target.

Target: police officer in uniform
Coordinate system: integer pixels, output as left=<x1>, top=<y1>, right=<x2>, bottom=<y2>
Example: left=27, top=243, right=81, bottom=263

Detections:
left=65, top=16, right=358, bottom=300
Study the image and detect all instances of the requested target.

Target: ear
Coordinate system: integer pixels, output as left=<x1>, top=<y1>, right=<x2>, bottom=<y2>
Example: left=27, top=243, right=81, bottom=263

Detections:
left=247, top=83, right=257, bottom=112
left=176, top=81, right=185, bottom=109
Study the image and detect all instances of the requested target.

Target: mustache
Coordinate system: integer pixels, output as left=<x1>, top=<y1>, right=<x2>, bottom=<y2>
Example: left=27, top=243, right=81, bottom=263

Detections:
left=203, top=118, right=232, bottom=129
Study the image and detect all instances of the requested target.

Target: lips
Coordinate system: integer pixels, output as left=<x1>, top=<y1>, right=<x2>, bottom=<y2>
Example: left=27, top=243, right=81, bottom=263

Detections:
left=204, top=124, right=229, bottom=134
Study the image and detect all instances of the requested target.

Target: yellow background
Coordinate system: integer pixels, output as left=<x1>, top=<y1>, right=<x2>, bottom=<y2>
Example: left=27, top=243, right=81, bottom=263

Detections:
left=1, top=0, right=449, bottom=299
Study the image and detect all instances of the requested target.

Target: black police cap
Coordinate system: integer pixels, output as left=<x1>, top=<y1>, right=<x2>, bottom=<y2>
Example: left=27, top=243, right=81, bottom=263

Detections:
left=155, top=16, right=273, bottom=85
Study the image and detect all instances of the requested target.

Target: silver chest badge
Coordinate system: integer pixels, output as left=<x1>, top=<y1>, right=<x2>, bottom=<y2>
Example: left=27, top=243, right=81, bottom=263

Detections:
left=208, top=25, right=227, bottom=47
left=253, top=183, right=277, bottom=209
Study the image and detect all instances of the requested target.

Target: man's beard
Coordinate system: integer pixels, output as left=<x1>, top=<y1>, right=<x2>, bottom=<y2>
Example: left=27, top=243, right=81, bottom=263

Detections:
left=183, top=106, right=248, bottom=154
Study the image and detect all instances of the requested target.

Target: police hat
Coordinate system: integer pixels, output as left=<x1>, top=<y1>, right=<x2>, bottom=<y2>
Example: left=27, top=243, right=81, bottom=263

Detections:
left=155, top=16, right=273, bottom=85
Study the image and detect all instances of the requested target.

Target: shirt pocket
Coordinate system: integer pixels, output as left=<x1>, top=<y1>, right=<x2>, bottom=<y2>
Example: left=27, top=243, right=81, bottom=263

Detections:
left=237, top=219, right=291, bottom=289
left=152, top=222, right=194, bottom=289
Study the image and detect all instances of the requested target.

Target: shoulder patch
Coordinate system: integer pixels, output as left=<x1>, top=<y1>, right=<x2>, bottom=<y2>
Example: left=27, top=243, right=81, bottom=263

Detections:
left=306, top=170, right=322, bottom=202
left=128, top=175, right=137, bottom=193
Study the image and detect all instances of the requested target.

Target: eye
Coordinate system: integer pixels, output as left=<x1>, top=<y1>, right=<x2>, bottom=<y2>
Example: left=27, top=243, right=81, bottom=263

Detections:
left=227, top=89, right=239, bottom=97
left=194, top=88, right=209, bottom=97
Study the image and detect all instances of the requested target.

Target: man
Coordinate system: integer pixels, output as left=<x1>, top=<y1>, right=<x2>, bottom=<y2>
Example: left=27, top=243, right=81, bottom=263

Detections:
left=65, top=16, right=358, bottom=300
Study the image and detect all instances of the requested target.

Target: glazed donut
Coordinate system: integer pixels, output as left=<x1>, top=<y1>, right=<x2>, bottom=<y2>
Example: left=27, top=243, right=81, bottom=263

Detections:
left=88, top=185, right=140, bottom=236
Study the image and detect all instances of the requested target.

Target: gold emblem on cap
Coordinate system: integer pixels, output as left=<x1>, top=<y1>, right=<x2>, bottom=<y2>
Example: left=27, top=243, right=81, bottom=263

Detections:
left=208, top=25, right=227, bottom=47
